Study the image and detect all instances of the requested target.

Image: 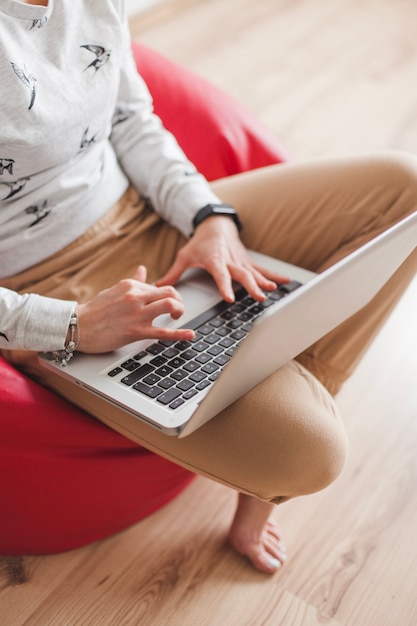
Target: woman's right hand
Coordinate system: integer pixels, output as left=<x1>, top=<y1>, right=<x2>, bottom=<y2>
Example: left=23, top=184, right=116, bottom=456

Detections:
left=76, top=265, right=194, bottom=353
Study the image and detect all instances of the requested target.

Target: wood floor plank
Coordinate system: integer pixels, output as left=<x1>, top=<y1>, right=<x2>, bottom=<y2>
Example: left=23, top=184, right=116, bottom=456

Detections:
left=131, top=0, right=417, bottom=159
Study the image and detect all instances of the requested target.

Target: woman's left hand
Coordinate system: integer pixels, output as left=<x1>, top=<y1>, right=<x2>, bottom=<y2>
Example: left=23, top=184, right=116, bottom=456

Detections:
left=156, top=217, right=288, bottom=302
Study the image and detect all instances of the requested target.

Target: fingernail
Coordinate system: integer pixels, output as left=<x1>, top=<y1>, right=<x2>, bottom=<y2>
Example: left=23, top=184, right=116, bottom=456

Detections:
left=269, top=557, right=281, bottom=569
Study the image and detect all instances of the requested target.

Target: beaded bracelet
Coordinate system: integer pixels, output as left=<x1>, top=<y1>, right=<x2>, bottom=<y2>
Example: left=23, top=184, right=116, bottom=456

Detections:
left=50, top=308, right=80, bottom=367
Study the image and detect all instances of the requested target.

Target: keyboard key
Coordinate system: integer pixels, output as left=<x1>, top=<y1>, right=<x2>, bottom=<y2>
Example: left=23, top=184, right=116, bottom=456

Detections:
left=143, top=373, right=161, bottom=386
left=121, top=359, right=139, bottom=371
left=163, top=347, right=180, bottom=359
left=230, top=303, right=245, bottom=313
left=133, top=351, right=148, bottom=361
left=157, top=388, right=182, bottom=405
left=159, top=338, right=176, bottom=347
left=181, top=349, right=198, bottom=360
left=108, top=367, right=123, bottom=377
left=183, top=389, right=198, bottom=400
left=196, top=379, right=211, bottom=390
left=146, top=343, right=165, bottom=355
left=190, top=352, right=211, bottom=369
left=169, top=398, right=185, bottom=409
left=183, top=361, right=200, bottom=372
left=121, top=363, right=154, bottom=386
left=219, top=337, right=234, bottom=348
left=234, top=288, right=247, bottom=301
left=207, top=345, right=223, bottom=356
left=192, top=341, right=209, bottom=352
left=201, top=362, right=219, bottom=374
left=176, top=379, right=194, bottom=391
left=158, top=377, right=176, bottom=389
left=280, top=280, right=302, bottom=293
left=215, top=327, right=229, bottom=337
left=209, top=317, right=223, bottom=328
left=189, top=371, right=207, bottom=383
left=155, top=365, right=173, bottom=377
left=203, top=334, right=218, bottom=344
left=171, top=369, right=188, bottom=381
left=241, top=322, right=254, bottom=332
left=227, top=319, right=242, bottom=329
left=132, top=382, right=163, bottom=398
left=214, top=354, right=230, bottom=366
left=168, top=357, right=186, bottom=369
left=197, top=324, right=212, bottom=335
left=175, top=340, right=192, bottom=351
left=249, top=304, right=264, bottom=315
left=150, top=355, right=167, bottom=367
left=268, top=290, right=285, bottom=301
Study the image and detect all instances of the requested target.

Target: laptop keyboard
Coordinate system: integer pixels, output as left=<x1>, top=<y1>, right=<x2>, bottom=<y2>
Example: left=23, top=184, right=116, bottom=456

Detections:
left=106, top=280, right=302, bottom=411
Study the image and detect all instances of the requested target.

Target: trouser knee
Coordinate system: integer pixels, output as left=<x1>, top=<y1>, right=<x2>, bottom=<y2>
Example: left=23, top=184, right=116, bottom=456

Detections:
left=239, top=362, right=349, bottom=503
left=375, top=151, right=417, bottom=217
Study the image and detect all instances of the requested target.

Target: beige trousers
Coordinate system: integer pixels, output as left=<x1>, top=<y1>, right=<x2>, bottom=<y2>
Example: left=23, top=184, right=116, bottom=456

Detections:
left=3, top=152, right=417, bottom=504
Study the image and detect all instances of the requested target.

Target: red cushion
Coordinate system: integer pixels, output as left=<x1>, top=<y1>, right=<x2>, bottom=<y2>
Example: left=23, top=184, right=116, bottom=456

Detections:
left=134, top=42, right=289, bottom=180
left=0, top=357, right=195, bottom=555
left=0, top=42, right=287, bottom=556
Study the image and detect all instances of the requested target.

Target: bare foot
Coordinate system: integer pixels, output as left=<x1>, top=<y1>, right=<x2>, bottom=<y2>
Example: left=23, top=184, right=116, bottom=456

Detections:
left=228, top=493, right=287, bottom=574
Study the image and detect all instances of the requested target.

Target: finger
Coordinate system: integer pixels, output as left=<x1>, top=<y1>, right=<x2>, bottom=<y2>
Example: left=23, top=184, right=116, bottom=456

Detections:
left=132, top=265, right=148, bottom=283
left=251, top=269, right=279, bottom=291
left=229, top=264, right=267, bottom=300
left=149, top=325, right=195, bottom=342
left=156, top=256, right=188, bottom=287
left=139, top=295, right=186, bottom=323
left=207, top=263, right=235, bottom=302
left=138, top=284, right=185, bottom=308
left=234, top=263, right=291, bottom=299
left=252, top=263, right=290, bottom=286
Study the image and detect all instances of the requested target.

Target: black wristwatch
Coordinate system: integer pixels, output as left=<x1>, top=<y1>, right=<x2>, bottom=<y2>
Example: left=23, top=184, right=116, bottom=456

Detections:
left=191, top=203, right=243, bottom=236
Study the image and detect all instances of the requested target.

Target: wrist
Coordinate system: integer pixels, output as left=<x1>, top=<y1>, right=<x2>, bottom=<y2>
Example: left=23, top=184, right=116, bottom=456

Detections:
left=191, top=203, right=243, bottom=236
left=51, top=306, right=80, bottom=366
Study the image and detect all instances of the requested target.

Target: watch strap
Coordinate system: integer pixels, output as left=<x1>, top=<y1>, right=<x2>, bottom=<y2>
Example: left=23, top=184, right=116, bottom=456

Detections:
left=191, top=203, right=243, bottom=236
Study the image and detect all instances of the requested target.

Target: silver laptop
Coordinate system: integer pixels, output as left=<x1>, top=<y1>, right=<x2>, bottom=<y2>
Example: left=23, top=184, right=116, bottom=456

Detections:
left=39, top=212, right=417, bottom=437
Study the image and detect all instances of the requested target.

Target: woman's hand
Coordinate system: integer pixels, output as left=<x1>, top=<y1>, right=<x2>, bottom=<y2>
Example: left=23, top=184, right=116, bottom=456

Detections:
left=77, top=266, right=194, bottom=354
left=157, top=217, right=288, bottom=302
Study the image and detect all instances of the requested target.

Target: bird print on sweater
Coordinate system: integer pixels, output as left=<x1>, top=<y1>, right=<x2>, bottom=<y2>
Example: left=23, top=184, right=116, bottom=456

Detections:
left=80, top=44, right=111, bottom=74
left=10, top=62, right=37, bottom=109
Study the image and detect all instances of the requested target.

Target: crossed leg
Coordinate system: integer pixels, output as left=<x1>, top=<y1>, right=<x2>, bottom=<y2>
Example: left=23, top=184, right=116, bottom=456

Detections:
left=4, top=152, right=417, bottom=573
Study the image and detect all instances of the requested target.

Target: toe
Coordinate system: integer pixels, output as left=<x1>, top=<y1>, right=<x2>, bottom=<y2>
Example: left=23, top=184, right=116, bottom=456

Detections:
left=247, top=545, right=284, bottom=574
left=264, top=518, right=284, bottom=542
left=242, top=531, right=287, bottom=574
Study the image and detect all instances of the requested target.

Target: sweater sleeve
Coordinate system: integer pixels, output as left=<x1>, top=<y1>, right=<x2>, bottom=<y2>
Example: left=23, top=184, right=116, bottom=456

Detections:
left=0, top=287, right=76, bottom=352
left=109, top=15, right=223, bottom=238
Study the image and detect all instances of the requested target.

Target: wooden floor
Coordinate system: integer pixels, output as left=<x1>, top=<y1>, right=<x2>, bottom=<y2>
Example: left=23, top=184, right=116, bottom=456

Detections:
left=2, top=0, right=417, bottom=624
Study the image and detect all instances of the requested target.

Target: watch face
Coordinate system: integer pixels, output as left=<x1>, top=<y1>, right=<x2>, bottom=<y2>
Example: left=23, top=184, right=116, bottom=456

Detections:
left=213, top=206, right=235, bottom=216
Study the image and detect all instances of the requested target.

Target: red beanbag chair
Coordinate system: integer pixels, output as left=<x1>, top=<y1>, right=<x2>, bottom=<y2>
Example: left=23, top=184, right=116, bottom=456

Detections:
left=0, top=41, right=288, bottom=556
left=134, top=43, right=289, bottom=180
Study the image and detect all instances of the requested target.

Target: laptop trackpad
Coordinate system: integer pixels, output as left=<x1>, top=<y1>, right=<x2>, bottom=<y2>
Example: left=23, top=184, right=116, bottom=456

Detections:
left=153, top=268, right=221, bottom=330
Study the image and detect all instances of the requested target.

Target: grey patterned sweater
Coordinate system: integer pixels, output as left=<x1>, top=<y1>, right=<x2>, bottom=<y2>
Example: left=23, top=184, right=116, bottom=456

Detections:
left=0, top=0, right=221, bottom=351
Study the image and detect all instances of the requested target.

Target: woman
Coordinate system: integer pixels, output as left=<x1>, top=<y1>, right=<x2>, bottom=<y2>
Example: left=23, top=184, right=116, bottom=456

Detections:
left=1, top=0, right=417, bottom=573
